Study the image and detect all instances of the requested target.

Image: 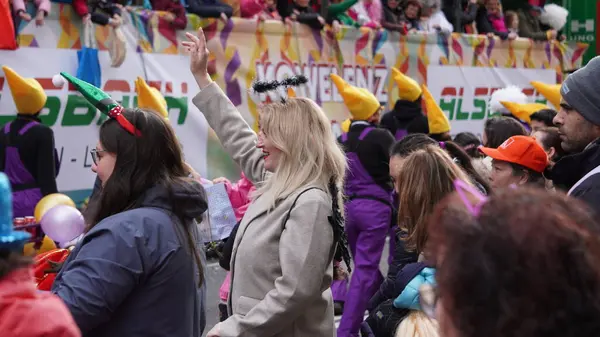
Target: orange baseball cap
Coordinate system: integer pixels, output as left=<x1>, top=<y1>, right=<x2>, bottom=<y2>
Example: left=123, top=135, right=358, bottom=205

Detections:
left=479, top=136, right=548, bottom=173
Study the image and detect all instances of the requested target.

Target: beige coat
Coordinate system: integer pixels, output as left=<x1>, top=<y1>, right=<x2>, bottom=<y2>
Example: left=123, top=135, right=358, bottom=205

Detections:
left=193, top=83, right=337, bottom=337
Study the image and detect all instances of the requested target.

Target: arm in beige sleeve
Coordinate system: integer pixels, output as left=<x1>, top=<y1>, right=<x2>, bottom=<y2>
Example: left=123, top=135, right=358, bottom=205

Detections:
left=192, top=83, right=266, bottom=185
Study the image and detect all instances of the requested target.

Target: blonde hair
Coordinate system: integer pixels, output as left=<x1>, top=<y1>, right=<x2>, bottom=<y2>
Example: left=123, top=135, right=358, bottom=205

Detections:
left=256, top=97, right=347, bottom=208
left=395, top=311, right=440, bottom=337
left=397, top=146, right=472, bottom=253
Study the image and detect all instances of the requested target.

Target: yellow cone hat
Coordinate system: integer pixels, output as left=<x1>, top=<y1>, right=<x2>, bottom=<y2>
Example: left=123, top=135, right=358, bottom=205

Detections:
left=2, top=66, right=47, bottom=115
left=135, top=77, right=169, bottom=119
left=341, top=119, right=351, bottom=133
left=530, top=81, right=561, bottom=109
left=391, top=67, right=422, bottom=102
left=500, top=101, right=550, bottom=124
left=330, top=74, right=380, bottom=121
left=422, top=84, right=450, bottom=134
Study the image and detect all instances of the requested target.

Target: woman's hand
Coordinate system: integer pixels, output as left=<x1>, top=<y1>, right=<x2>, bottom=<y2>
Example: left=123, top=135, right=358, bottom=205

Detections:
left=206, top=323, right=221, bottom=337
left=182, top=28, right=213, bottom=89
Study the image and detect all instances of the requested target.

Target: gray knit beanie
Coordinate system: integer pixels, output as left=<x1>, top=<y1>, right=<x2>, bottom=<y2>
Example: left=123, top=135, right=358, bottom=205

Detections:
left=561, top=56, right=600, bottom=126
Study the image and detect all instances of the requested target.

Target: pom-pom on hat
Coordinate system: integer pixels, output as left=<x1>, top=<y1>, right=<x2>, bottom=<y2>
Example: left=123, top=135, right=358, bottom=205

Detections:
left=57, top=72, right=141, bottom=137
left=421, top=84, right=450, bottom=134
left=0, top=172, right=31, bottom=249
left=488, top=86, right=528, bottom=115
left=135, top=77, right=169, bottom=120
left=2, top=66, right=47, bottom=115
left=391, top=67, right=422, bottom=102
left=330, top=74, right=381, bottom=121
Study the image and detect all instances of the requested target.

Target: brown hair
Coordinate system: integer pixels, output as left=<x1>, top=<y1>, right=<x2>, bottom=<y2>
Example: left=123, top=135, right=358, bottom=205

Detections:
left=534, top=127, right=566, bottom=162
left=397, top=146, right=472, bottom=253
left=428, top=188, right=600, bottom=337
left=0, top=249, right=31, bottom=279
left=504, top=10, right=518, bottom=27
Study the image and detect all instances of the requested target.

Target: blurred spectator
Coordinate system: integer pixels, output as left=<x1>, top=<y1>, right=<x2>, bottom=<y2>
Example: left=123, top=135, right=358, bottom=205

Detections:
left=418, top=0, right=453, bottom=33
left=10, top=0, right=50, bottom=26
left=476, top=0, right=517, bottom=40
left=72, top=0, right=122, bottom=28
left=188, top=0, right=233, bottom=20
left=348, top=0, right=382, bottom=29
left=278, top=0, right=325, bottom=29
left=453, top=131, right=483, bottom=158
left=518, top=3, right=557, bottom=41
left=403, top=0, right=420, bottom=31
left=504, top=9, right=518, bottom=36
left=327, top=0, right=362, bottom=29
left=442, top=0, right=478, bottom=34
left=482, top=116, right=527, bottom=148
left=531, top=126, right=565, bottom=166
left=529, top=109, right=557, bottom=131
left=152, top=0, right=187, bottom=29
left=381, top=0, right=407, bottom=33
left=241, top=0, right=280, bottom=20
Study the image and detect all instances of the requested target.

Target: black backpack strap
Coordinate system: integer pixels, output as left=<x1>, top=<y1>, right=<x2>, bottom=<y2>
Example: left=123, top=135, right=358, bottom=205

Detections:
left=282, top=187, right=323, bottom=230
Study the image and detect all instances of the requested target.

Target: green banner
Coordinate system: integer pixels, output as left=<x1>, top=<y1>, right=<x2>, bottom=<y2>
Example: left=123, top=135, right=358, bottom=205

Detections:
left=561, top=0, right=597, bottom=65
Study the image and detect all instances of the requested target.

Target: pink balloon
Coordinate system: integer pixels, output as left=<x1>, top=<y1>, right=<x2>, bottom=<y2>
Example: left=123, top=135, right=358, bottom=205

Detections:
left=40, top=205, right=85, bottom=243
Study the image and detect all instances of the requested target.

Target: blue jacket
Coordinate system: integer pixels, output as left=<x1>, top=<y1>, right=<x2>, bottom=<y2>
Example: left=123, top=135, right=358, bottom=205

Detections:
left=393, top=265, right=436, bottom=310
left=52, top=182, right=208, bottom=337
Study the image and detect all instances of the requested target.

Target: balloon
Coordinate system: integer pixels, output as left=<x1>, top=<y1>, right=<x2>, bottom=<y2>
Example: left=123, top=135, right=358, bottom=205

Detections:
left=23, top=235, right=57, bottom=256
left=40, top=205, right=85, bottom=243
left=34, top=193, right=76, bottom=223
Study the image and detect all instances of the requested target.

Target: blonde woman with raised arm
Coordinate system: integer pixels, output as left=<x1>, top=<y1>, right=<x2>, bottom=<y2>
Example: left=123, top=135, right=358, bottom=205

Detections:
left=183, top=28, right=351, bottom=337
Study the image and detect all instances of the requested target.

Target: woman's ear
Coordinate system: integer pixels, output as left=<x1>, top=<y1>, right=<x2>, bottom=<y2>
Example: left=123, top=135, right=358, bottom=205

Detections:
left=547, top=147, right=556, bottom=161
left=518, top=170, right=530, bottom=185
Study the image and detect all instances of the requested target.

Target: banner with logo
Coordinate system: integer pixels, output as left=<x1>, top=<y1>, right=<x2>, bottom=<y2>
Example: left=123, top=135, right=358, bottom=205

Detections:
left=1, top=4, right=589, bottom=203
left=561, top=0, right=597, bottom=64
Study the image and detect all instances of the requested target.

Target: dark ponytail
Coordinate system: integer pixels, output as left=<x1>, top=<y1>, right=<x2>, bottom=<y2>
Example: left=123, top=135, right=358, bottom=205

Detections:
left=443, top=141, right=491, bottom=194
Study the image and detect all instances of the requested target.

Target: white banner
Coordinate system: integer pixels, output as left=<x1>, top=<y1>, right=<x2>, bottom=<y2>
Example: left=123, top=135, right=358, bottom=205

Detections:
left=427, top=65, right=556, bottom=138
left=0, top=48, right=209, bottom=199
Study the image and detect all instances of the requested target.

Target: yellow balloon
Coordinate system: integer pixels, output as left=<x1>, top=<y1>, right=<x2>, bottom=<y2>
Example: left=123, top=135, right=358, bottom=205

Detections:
left=34, top=193, right=76, bottom=223
left=23, top=236, right=57, bottom=256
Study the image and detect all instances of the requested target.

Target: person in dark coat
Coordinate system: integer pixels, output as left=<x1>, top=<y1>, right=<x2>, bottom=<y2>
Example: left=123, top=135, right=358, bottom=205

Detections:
left=442, top=0, right=477, bottom=33
left=331, top=73, right=395, bottom=337
left=51, top=73, right=207, bottom=337
left=278, top=0, right=325, bottom=29
left=0, top=66, right=58, bottom=218
left=547, top=56, right=600, bottom=215
left=380, top=67, right=425, bottom=140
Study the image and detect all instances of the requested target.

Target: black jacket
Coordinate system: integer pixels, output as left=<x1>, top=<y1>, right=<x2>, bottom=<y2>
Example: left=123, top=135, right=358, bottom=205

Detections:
left=380, top=99, right=424, bottom=138
left=442, top=0, right=478, bottom=33
left=0, top=115, right=58, bottom=196
left=547, top=139, right=600, bottom=216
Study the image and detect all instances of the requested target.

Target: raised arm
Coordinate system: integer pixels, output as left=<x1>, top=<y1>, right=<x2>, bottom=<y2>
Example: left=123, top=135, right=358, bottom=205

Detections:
left=184, top=29, right=266, bottom=184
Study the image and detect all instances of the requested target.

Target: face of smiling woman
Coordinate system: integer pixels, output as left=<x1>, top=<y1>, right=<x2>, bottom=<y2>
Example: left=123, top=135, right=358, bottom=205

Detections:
left=257, top=129, right=283, bottom=172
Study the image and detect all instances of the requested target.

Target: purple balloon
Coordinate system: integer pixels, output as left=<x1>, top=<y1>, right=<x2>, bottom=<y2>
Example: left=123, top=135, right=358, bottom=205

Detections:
left=40, top=205, right=85, bottom=243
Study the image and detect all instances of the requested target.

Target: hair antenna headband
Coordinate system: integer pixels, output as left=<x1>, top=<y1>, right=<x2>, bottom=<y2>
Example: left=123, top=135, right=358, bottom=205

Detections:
left=249, top=75, right=308, bottom=104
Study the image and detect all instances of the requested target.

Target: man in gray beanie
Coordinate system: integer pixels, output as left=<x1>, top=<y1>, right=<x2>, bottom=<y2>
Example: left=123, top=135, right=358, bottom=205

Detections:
left=548, top=55, right=600, bottom=215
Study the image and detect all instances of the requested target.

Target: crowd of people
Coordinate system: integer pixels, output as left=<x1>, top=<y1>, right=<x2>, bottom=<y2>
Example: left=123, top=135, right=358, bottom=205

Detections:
left=2, top=24, right=600, bottom=337
left=8, top=0, right=568, bottom=42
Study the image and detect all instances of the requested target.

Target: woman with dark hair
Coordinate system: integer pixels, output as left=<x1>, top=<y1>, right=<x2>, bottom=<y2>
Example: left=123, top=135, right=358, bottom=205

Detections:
left=483, top=116, right=528, bottom=148
left=453, top=132, right=482, bottom=158
left=0, top=172, right=81, bottom=337
left=532, top=126, right=565, bottom=166
left=50, top=73, right=208, bottom=337
left=426, top=186, right=600, bottom=337
left=387, top=134, right=490, bottom=194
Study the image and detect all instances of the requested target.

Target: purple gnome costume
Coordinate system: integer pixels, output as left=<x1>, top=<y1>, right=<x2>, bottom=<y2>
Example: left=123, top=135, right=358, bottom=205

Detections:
left=330, top=74, right=396, bottom=337
left=1, top=66, right=59, bottom=218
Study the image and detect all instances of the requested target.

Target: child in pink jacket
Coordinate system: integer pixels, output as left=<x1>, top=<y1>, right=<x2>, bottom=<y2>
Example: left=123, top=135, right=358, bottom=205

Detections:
left=11, top=0, right=50, bottom=26
left=240, top=0, right=280, bottom=21
left=214, top=172, right=255, bottom=321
